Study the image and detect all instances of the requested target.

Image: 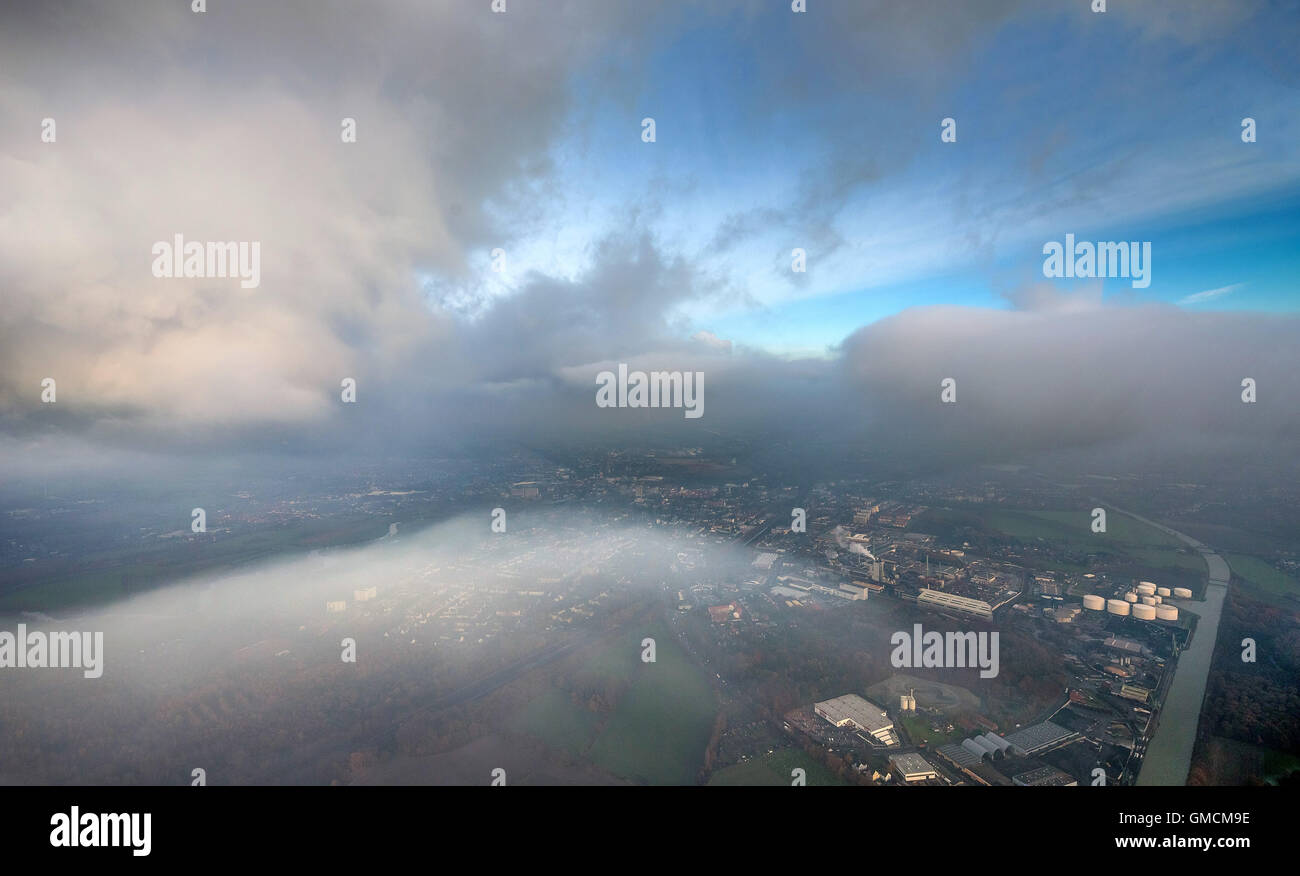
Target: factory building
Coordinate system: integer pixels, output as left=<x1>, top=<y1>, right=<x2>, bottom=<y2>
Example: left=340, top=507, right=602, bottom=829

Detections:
left=1119, top=684, right=1152, bottom=703
left=960, top=735, right=1006, bottom=761
left=814, top=694, right=898, bottom=745
left=916, top=588, right=993, bottom=619
left=1003, top=721, right=1077, bottom=755
left=890, top=752, right=939, bottom=783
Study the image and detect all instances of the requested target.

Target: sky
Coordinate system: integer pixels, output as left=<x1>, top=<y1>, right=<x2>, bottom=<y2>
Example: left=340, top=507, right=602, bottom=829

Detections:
left=0, top=0, right=1297, bottom=469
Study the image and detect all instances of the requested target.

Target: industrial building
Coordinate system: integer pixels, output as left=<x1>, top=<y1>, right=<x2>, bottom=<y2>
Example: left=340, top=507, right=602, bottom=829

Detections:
left=958, top=732, right=1012, bottom=761
left=814, top=694, right=898, bottom=745
left=890, top=752, right=939, bottom=782
left=936, top=742, right=983, bottom=769
left=1119, top=684, right=1151, bottom=703
left=916, top=588, right=993, bottom=619
left=1003, top=721, right=1077, bottom=755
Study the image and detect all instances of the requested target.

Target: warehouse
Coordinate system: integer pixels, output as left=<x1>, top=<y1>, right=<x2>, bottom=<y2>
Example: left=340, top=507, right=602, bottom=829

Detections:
left=916, top=588, right=993, bottom=619
left=813, top=694, right=896, bottom=744
left=890, top=753, right=939, bottom=783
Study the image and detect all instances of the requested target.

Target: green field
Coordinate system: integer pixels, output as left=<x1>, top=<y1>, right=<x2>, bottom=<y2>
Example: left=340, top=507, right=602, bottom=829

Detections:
left=707, top=747, right=846, bottom=786
left=515, top=623, right=718, bottom=785
left=1225, top=554, right=1300, bottom=608
left=929, top=507, right=1205, bottom=574
left=514, top=688, right=602, bottom=756
left=899, top=714, right=961, bottom=748
left=0, top=517, right=392, bottom=614
left=984, top=509, right=1182, bottom=547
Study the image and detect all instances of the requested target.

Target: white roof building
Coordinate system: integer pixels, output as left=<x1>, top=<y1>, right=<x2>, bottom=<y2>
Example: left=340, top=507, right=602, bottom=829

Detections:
left=890, top=752, right=939, bottom=782
left=814, top=694, right=896, bottom=743
left=916, top=588, right=993, bottom=619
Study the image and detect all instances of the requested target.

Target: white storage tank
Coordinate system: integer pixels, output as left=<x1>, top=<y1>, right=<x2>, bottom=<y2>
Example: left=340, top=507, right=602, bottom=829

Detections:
left=1136, top=582, right=1156, bottom=596
left=1107, top=599, right=1131, bottom=616
left=1124, top=591, right=1138, bottom=603
left=1141, top=595, right=1157, bottom=605
left=1173, top=587, right=1193, bottom=599
left=1152, top=595, right=1162, bottom=603
left=1157, top=586, right=1171, bottom=597
left=1156, top=605, right=1179, bottom=621
left=1082, top=594, right=1105, bottom=611
left=1132, top=603, right=1157, bottom=620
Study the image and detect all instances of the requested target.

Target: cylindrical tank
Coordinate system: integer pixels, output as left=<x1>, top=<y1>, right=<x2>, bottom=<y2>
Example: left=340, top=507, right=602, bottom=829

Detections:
left=1132, top=604, right=1157, bottom=620
left=1152, top=595, right=1162, bottom=603
left=1157, top=586, right=1171, bottom=597
left=1107, top=599, right=1131, bottom=616
left=1174, top=587, right=1193, bottom=599
left=1082, top=594, right=1105, bottom=611
left=1156, top=605, right=1179, bottom=621
left=1124, top=592, right=1138, bottom=603
left=1137, top=582, right=1156, bottom=595
left=1141, top=595, right=1157, bottom=605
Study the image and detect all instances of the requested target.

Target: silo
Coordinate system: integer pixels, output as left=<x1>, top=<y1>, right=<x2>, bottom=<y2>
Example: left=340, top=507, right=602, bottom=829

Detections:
left=1141, top=595, right=1157, bottom=605
left=1083, top=594, right=1105, bottom=611
left=1124, top=592, right=1138, bottom=603
left=1152, top=595, right=1162, bottom=603
left=1173, top=587, right=1193, bottom=599
left=1107, top=599, right=1131, bottom=616
left=1156, top=605, right=1178, bottom=621
left=1157, top=586, right=1171, bottom=597
left=1132, top=603, right=1157, bottom=620
left=1136, top=582, right=1156, bottom=596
